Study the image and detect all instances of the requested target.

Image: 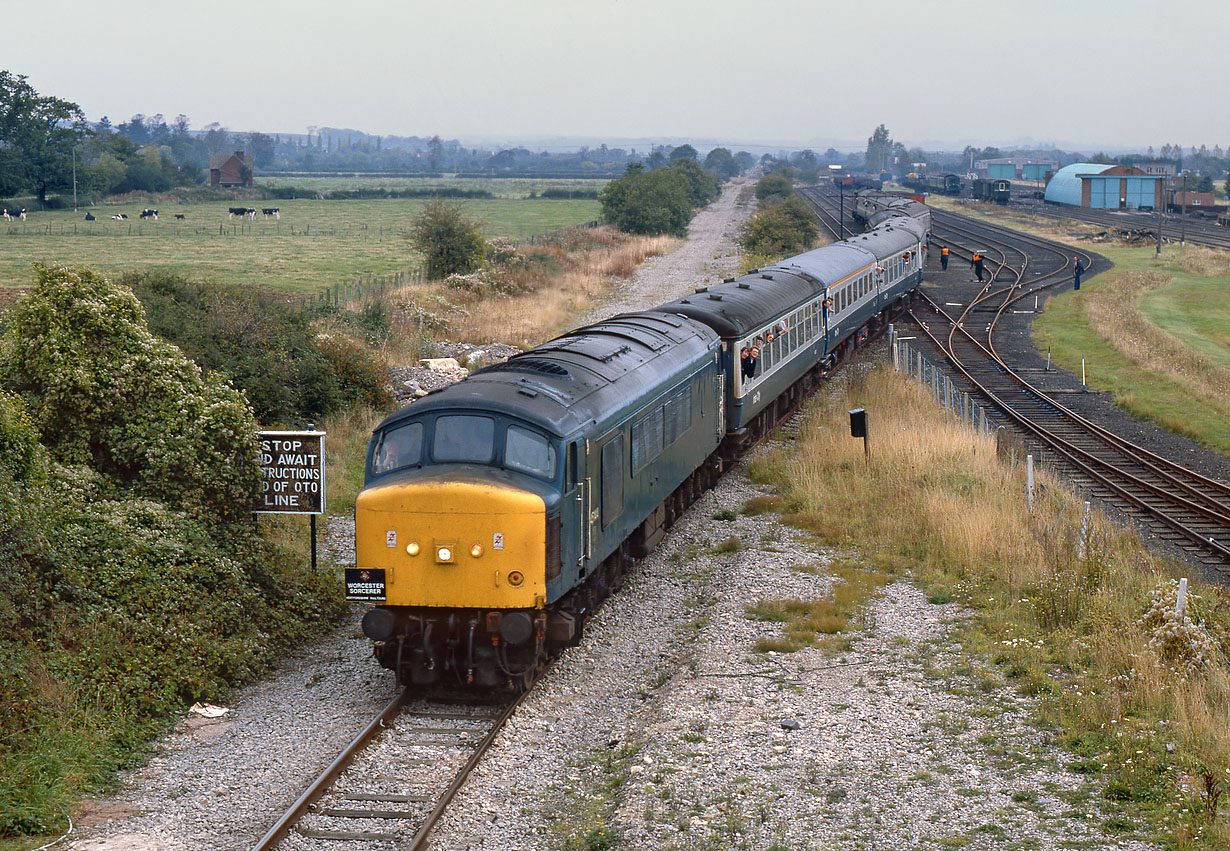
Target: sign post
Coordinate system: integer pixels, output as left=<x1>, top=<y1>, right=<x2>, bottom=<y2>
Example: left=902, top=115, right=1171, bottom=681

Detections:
left=254, top=430, right=326, bottom=569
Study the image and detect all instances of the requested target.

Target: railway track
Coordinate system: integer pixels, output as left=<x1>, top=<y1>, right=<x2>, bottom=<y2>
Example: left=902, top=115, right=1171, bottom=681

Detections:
left=1008, top=199, right=1230, bottom=251
left=251, top=690, right=524, bottom=850
left=801, top=185, right=1230, bottom=573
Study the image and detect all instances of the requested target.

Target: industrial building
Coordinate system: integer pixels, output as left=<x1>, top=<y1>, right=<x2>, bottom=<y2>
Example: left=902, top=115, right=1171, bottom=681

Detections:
left=1044, top=163, right=1164, bottom=210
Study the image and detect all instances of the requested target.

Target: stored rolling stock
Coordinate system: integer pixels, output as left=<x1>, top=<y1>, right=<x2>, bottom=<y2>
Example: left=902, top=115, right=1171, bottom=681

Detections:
left=970, top=177, right=1011, bottom=205
left=349, top=193, right=930, bottom=692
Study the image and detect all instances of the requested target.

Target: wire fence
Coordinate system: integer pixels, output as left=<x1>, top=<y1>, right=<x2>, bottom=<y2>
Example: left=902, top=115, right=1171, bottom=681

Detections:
left=302, top=220, right=602, bottom=311
left=889, top=327, right=1002, bottom=440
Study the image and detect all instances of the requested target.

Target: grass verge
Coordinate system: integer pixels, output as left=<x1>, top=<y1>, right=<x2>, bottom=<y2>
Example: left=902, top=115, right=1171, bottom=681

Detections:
left=750, top=363, right=1230, bottom=848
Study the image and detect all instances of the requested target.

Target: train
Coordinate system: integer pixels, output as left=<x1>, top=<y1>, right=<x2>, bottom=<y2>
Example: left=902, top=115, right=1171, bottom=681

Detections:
left=903, top=173, right=963, bottom=196
left=347, top=194, right=931, bottom=692
left=970, top=177, right=1011, bottom=205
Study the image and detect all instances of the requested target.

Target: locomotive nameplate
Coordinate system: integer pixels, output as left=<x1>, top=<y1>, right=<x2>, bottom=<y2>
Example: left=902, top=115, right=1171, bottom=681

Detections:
left=345, top=568, right=387, bottom=601
left=254, top=430, right=325, bottom=514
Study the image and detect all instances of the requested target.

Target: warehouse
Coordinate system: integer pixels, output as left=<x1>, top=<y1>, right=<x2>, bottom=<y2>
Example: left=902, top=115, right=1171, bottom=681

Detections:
left=1044, top=163, right=1164, bottom=210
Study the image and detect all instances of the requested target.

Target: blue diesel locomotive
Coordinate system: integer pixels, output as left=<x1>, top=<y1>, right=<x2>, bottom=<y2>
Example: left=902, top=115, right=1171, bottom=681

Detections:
left=349, top=197, right=929, bottom=691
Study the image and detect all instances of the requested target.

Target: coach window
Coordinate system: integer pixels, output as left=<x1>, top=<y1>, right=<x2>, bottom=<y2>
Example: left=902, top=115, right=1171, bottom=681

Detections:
left=630, top=406, right=664, bottom=475
left=601, top=435, right=624, bottom=528
left=505, top=425, right=557, bottom=480
left=433, top=415, right=495, bottom=464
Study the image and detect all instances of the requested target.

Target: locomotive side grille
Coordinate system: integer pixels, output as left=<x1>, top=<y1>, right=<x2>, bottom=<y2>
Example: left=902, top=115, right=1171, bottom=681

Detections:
left=546, top=513, right=561, bottom=580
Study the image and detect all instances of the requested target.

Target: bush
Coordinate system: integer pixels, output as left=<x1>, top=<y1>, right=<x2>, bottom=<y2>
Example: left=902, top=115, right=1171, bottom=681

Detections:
left=741, top=196, right=818, bottom=258
left=124, top=270, right=390, bottom=426
left=406, top=197, right=488, bottom=279
left=755, top=172, right=795, bottom=204
left=599, top=165, right=694, bottom=236
left=0, top=264, right=261, bottom=521
left=0, top=461, right=343, bottom=836
left=0, top=390, right=45, bottom=484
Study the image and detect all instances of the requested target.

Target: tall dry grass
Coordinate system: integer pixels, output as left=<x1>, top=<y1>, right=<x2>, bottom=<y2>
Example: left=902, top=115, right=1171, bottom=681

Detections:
left=1085, top=269, right=1230, bottom=407
left=753, top=364, right=1230, bottom=845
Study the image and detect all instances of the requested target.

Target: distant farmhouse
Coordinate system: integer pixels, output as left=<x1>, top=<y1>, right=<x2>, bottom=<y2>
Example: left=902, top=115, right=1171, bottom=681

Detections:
left=210, top=150, right=255, bottom=187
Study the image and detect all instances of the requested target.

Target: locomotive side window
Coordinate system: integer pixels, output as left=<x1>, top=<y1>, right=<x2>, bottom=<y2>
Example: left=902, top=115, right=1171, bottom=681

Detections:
left=505, top=425, right=557, bottom=480
left=372, top=422, right=423, bottom=474
left=433, top=415, right=495, bottom=463
left=601, top=435, right=624, bottom=528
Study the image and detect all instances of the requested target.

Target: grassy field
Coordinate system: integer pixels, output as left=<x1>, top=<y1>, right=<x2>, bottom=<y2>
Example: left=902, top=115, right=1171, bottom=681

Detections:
left=927, top=196, right=1230, bottom=456
left=259, top=174, right=608, bottom=198
left=0, top=197, right=601, bottom=294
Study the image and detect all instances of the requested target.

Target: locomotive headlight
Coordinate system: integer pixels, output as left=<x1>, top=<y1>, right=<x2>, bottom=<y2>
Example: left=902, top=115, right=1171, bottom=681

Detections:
left=470, top=544, right=484, bottom=558
left=436, top=546, right=453, bottom=562
left=405, top=542, right=420, bottom=556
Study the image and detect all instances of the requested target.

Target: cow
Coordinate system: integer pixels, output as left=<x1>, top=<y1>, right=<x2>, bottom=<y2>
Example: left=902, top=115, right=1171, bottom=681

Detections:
left=2, top=208, right=26, bottom=221
left=140, top=208, right=158, bottom=220
left=262, top=207, right=280, bottom=219
left=111, top=213, right=128, bottom=220
left=174, top=213, right=186, bottom=220
left=228, top=206, right=248, bottom=219
left=84, top=212, right=96, bottom=221
left=246, top=207, right=257, bottom=219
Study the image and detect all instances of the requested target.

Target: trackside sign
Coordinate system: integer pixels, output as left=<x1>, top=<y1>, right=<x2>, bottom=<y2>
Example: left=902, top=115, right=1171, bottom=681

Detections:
left=255, top=431, right=325, bottom=514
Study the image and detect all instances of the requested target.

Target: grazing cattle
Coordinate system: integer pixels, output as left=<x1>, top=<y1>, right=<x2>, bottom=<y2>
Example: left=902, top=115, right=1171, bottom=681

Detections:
left=246, top=207, right=257, bottom=219
left=228, top=206, right=248, bottom=219
left=2, top=208, right=26, bottom=221
left=111, top=213, right=129, bottom=220
left=174, top=213, right=186, bottom=220
left=262, top=207, right=280, bottom=219
left=140, top=208, right=158, bottom=220
left=84, top=212, right=96, bottom=221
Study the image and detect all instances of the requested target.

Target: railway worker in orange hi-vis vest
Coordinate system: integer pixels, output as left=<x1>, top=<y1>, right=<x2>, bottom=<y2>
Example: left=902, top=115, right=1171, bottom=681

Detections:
left=971, top=250, right=984, bottom=283
left=940, top=245, right=949, bottom=270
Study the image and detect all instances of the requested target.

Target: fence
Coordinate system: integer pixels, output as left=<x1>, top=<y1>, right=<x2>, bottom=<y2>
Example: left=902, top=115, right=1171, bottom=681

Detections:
left=304, top=221, right=602, bottom=311
left=889, top=326, right=1000, bottom=440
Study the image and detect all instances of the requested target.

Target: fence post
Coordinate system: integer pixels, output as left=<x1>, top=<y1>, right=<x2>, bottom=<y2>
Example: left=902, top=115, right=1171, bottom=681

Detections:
left=1176, top=577, right=1188, bottom=619
left=1077, top=501, right=1091, bottom=559
left=1026, top=454, right=1035, bottom=512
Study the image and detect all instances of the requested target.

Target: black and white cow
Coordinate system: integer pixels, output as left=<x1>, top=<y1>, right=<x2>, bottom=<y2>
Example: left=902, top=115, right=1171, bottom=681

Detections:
left=111, top=213, right=128, bottom=220
left=262, top=207, right=280, bottom=219
left=228, top=206, right=248, bottom=219
left=84, top=212, right=96, bottom=221
left=140, top=208, right=158, bottom=220
left=2, top=208, right=26, bottom=221
left=174, top=213, right=186, bottom=220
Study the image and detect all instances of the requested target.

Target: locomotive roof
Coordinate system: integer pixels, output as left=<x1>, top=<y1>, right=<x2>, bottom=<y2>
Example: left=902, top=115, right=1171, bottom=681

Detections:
left=375, top=311, right=719, bottom=439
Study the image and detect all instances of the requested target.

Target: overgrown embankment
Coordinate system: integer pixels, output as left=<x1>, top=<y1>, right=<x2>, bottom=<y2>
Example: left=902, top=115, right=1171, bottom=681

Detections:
left=752, top=364, right=1230, bottom=848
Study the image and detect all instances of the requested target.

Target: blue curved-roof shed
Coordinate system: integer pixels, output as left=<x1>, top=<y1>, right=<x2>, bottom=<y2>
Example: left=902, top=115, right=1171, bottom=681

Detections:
left=1045, top=163, right=1112, bottom=206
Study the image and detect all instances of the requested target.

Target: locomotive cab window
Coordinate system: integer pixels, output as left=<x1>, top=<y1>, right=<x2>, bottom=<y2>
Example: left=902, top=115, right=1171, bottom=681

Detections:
left=371, top=422, right=423, bottom=475
left=432, top=415, right=495, bottom=463
left=505, top=425, right=557, bottom=479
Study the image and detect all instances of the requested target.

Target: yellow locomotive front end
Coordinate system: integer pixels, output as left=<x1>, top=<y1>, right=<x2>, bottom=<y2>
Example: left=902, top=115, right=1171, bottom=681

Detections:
left=352, top=474, right=547, bottom=611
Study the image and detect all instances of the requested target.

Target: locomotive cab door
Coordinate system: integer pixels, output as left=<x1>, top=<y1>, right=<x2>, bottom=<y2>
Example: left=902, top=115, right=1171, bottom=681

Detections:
left=562, top=440, right=586, bottom=574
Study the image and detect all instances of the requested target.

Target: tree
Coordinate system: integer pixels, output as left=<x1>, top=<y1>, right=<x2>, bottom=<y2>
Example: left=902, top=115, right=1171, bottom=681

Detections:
left=599, top=167, right=693, bottom=236
left=1196, top=175, right=1213, bottom=193
left=407, top=198, right=487, bottom=279
left=669, top=143, right=698, bottom=162
left=666, top=158, right=720, bottom=207
left=865, top=124, right=892, bottom=173
left=246, top=132, right=275, bottom=168
left=741, top=196, right=817, bottom=258
left=755, top=172, right=794, bottom=204
left=0, top=71, right=87, bottom=205
left=704, top=147, right=740, bottom=179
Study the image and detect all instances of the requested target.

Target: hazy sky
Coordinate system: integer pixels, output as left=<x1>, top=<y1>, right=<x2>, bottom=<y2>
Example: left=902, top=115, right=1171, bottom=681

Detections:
left=4, top=0, right=1225, bottom=152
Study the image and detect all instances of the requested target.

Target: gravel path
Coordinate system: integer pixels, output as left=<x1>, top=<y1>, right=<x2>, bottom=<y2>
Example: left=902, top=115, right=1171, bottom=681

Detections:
left=65, top=182, right=1158, bottom=851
